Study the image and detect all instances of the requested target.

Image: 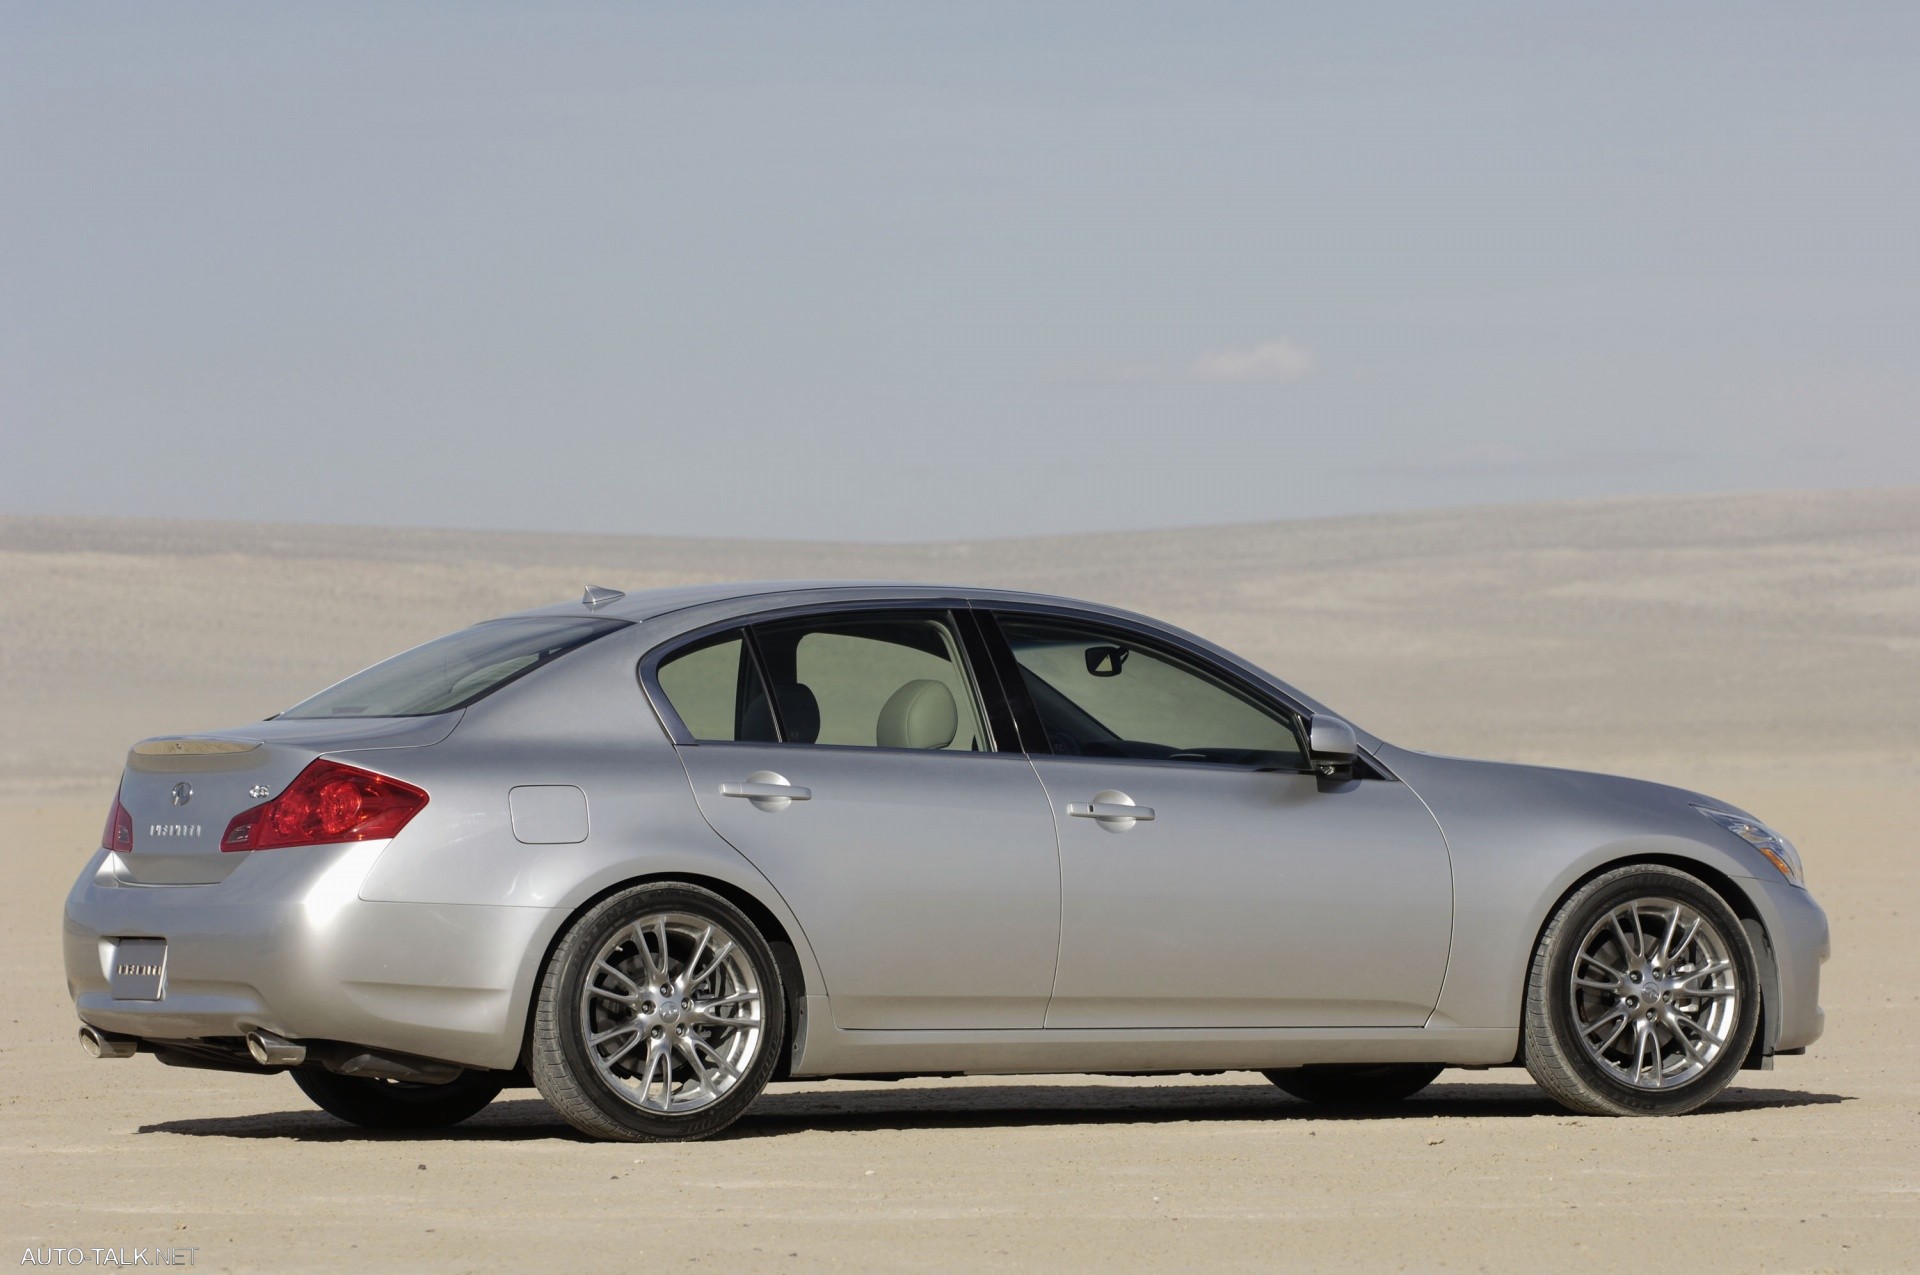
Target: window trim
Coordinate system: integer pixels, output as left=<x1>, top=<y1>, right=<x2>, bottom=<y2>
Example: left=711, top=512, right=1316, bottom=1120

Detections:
left=638, top=599, right=1011, bottom=755
left=974, top=603, right=1319, bottom=775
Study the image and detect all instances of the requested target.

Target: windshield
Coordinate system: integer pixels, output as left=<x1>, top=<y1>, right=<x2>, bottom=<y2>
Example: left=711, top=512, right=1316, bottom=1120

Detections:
left=280, top=617, right=628, bottom=719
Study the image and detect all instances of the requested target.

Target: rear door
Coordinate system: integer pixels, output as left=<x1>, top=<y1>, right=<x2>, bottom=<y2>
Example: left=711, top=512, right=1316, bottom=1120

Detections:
left=981, top=609, right=1454, bottom=1030
left=649, top=607, right=1061, bottom=1031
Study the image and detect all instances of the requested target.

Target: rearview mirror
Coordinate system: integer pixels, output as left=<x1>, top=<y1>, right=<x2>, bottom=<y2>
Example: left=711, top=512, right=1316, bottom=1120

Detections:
left=1307, top=715, right=1358, bottom=770
left=1084, top=645, right=1130, bottom=677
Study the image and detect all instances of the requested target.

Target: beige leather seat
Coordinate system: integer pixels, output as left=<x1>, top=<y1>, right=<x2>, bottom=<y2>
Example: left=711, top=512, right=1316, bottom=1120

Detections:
left=876, top=679, right=959, bottom=750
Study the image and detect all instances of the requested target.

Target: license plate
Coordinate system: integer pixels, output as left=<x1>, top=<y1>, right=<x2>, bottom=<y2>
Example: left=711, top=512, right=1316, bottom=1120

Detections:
left=110, top=939, right=168, bottom=1000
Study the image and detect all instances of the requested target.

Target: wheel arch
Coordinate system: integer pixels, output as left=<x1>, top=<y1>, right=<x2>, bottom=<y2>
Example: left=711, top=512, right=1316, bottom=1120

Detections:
left=1516, top=851, right=1780, bottom=1070
left=515, top=870, right=813, bottom=1080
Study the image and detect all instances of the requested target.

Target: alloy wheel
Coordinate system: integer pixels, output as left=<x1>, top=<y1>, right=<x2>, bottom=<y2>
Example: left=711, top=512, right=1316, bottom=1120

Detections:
left=578, top=911, right=766, bottom=1114
left=1568, top=896, right=1740, bottom=1091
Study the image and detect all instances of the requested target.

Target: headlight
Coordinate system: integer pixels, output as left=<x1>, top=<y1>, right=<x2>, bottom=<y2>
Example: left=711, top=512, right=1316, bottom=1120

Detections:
left=1694, top=805, right=1804, bottom=886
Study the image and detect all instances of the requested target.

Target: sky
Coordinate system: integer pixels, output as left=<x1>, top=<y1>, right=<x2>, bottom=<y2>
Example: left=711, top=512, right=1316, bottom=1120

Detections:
left=3, top=2, right=1917, bottom=541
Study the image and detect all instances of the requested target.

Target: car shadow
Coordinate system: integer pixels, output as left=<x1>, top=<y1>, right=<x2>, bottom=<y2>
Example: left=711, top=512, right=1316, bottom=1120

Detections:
left=135, top=1078, right=1852, bottom=1143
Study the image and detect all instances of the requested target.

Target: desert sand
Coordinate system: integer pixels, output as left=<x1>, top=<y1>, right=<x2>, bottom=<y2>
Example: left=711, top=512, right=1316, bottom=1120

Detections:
left=3, top=490, right=1917, bottom=1271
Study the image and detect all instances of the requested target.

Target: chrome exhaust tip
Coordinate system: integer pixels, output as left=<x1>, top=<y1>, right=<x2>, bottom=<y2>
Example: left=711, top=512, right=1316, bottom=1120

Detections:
left=245, top=1030, right=306, bottom=1067
left=79, top=1025, right=138, bottom=1059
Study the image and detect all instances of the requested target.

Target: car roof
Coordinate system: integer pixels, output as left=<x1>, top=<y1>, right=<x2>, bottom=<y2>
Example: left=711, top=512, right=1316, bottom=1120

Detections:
left=512, top=580, right=1138, bottom=625
left=506, top=578, right=1346, bottom=734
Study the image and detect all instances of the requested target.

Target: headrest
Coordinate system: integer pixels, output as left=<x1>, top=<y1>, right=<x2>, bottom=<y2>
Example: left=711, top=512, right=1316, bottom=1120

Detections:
left=876, top=679, right=958, bottom=750
left=742, top=682, right=820, bottom=744
left=777, top=683, right=820, bottom=744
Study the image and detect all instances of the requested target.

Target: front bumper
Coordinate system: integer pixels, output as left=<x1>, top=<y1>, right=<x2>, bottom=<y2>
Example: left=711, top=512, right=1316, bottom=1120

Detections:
left=64, top=846, right=547, bottom=1070
left=1744, top=872, right=1829, bottom=1054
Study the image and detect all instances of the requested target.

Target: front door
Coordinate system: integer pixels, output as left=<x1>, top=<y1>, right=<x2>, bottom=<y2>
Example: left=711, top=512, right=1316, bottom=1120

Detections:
left=651, top=609, right=1061, bottom=1031
left=986, top=611, right=1454, bottom=1029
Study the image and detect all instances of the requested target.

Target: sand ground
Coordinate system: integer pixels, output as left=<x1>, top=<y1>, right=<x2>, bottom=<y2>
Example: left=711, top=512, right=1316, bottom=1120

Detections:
left=3, top=493, right=1917, bottom=1271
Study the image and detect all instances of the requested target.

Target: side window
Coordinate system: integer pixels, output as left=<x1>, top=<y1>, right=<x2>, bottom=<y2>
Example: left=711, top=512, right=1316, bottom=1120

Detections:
left=750, top=612, right=992, bottom=751
left=996, top=615, right=1306, bottom=770
left=653, top=631, right=779, bottom=743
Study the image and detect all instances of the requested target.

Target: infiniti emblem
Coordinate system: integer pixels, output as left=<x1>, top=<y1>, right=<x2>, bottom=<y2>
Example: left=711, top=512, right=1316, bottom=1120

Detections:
left=170, top=782, right=193, bottom=807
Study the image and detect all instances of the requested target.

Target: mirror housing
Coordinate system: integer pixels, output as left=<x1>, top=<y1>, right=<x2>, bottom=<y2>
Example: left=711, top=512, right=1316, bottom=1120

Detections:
left=1306, top=715, right=1359, bottom=771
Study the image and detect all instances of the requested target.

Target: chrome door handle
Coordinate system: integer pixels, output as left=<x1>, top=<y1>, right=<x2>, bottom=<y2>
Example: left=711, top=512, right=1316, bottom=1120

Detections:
left=1067, top=790, right=1154, bottom=828
left=719, top=771, right=811, bottom=811
left=720, top=782, right=813, bottom=801
left=1069, top=802, right=1155, bottom=821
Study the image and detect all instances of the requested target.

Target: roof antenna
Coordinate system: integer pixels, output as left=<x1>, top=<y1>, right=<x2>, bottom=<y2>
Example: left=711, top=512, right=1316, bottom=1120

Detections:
left=581, top=585, right=625, bottom=609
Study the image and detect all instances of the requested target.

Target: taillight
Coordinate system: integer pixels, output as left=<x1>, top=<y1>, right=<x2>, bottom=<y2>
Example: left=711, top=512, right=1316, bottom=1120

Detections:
left=222, top=759, right=428, bottom=852
left=101, top=786, right=134, bottom=854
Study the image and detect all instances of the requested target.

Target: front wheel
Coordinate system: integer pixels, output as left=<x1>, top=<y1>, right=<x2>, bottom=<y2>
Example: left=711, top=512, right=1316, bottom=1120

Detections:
left=529, top=882, right=785, bottom=1142
left=292, top=1067, right=505, bottom=1129
left=1263, top=1063, right=1443, bottom=1105
left=1524, top=864, right=1760, bottom=1116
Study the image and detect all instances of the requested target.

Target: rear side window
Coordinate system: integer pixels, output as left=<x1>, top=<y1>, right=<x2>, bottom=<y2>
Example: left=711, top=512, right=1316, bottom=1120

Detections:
left=749, top=612, right=992, bottom=751
left=281, top=617, right=628, bottom=719
left=653, top=631, right=780, bottom=743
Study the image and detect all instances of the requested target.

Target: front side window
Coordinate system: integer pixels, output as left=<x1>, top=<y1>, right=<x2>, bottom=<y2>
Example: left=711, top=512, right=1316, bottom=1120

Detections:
left=996, top=615, right=1306, bottom=770
left=748, top=612, right=992, bottom=751
left=281, top=617, right=627, bottom=719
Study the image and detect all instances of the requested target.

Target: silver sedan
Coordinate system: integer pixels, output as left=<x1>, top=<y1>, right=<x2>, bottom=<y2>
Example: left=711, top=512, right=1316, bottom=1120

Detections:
left=64, top=583, right=1828, bottom=1140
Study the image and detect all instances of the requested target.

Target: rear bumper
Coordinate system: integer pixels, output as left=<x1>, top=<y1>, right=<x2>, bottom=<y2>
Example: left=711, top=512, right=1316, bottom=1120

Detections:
left=63, top=847, right=544, bottom=1070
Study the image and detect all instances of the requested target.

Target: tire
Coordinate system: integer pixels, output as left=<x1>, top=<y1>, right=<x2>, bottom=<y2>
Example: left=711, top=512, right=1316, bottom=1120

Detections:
left=530, top=882, right=785, bottom=1142
left=1524, top=864, right=1760, bottom=1116
left=292, top=1067, right=504, bottom=1130
left=1263, top=1064, right=1444, bottom=1105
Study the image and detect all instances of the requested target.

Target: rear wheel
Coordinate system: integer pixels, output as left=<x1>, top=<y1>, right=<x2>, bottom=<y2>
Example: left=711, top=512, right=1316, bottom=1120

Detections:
left=1524, top=864, right=1759, bottom=1116
left=1263, top=1063, right=1444, bottom=1105
left=292, top=1068, right=504, bottom=1130
left=530, top=882, right=784, bottom=1142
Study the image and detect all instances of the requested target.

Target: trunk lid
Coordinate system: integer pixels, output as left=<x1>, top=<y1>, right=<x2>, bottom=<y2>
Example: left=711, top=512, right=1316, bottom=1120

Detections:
left=111, top=715, right=456, bottom=884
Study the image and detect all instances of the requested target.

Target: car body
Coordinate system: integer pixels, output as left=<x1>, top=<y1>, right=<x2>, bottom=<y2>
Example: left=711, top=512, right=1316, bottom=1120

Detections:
left=64, top=582, right=1829, bottom=1137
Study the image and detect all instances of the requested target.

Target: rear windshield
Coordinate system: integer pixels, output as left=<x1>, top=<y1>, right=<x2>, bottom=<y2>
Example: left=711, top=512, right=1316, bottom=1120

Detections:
left=280, top=617, right=628, bottom=719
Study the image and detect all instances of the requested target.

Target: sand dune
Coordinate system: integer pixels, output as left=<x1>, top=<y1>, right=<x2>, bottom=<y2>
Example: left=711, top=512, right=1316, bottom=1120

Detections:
left=4, top=487, right=1916, bottom=801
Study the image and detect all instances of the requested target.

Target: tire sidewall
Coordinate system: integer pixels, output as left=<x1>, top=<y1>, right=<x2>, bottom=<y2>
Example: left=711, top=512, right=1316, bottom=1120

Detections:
left=544, top=882, right=785, bottom=1140
left=1541, top=868, right=1759, bottom=1115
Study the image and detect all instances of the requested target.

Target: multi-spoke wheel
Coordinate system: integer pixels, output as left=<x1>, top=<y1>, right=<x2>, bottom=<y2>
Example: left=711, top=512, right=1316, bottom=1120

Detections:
left=1524, top=865, right=1760, bottom=1116
left=530, top=882, right=784, bottom=1141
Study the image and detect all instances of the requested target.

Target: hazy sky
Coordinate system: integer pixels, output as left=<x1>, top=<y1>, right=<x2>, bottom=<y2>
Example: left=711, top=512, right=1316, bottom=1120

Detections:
left=4, top=3, right=1916, bottom=541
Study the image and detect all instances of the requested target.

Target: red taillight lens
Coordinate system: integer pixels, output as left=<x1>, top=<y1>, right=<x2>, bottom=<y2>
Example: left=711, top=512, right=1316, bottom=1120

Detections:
left=222, top=760, right=428, bottom=852
left=101, top=786, right=134, bottom=854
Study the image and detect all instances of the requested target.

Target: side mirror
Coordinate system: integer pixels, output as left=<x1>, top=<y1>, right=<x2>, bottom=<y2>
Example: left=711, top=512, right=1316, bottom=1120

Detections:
left=1306, top=715, right=1358, bottom=771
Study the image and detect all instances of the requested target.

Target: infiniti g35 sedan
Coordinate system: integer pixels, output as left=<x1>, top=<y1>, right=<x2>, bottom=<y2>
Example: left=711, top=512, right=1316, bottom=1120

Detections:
left=65, top=582, right=1828, bottom=1140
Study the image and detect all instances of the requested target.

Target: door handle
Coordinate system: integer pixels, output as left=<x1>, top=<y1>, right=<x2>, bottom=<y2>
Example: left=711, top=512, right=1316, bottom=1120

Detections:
left=1069, top=802, right=1155, bottom=821
left=720, top=782, right=813, bottom=801
left=719, top=770, right=811, bottom=811
left=1067, top=790, right=1154, bottom=828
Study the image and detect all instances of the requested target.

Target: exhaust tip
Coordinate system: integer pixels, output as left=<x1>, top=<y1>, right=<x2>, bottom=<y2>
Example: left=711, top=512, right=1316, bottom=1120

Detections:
left=245, top=1030, right=306, bottom=1068
left=79, top=1025, right=137, bottom=1059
